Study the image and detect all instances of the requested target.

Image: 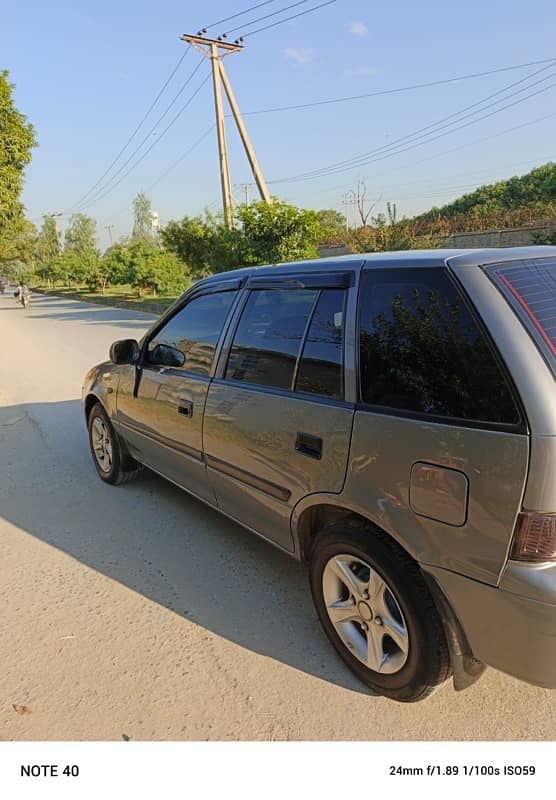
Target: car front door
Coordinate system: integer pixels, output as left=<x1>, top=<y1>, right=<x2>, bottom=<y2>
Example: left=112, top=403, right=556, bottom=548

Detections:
left=115, top=287, right=239, bottom=503
left=203, top=271, right=358, bottom=552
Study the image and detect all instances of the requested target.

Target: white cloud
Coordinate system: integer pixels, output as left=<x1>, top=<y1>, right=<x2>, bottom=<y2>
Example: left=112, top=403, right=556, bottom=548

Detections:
left=344, top=66, right=377, bottom=78
left=283, top=47, right=314, bottom=64
left=349, top=21, right=369, bottom=36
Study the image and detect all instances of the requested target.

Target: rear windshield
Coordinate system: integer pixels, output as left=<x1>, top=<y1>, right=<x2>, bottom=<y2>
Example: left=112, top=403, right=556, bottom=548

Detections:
left=487, top=259, right=556, bottom=375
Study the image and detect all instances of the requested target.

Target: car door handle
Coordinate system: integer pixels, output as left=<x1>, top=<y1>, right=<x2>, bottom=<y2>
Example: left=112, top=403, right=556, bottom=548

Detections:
left=295, top=432, right=322, bottom=460
left=177, top=399, right=193, bottom=417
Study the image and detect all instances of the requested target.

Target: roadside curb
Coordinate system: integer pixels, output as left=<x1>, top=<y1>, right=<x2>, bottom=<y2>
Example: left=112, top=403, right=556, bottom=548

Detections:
left=31, top=287, right=171, bottom=315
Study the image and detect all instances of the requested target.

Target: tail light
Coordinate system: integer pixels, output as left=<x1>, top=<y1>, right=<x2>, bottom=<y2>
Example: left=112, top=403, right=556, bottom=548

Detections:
left=510, top=512, right=556, bottom=562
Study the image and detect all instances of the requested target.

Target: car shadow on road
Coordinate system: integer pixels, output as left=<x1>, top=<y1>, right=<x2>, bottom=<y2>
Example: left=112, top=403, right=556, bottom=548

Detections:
left=0, top=398, right=368, bottom=696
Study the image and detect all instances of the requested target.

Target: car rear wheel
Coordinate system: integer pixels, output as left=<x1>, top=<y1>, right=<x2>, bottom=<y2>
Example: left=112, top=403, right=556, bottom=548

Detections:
left=88, top=402, right=141, bottom=485
left=310, top=519, right=451, bottom=702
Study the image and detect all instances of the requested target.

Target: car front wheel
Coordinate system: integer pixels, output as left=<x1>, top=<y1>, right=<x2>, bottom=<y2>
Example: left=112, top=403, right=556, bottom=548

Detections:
left=310, top=520, right=451, bottom=702
left=88, top=402, right=141, bottom=485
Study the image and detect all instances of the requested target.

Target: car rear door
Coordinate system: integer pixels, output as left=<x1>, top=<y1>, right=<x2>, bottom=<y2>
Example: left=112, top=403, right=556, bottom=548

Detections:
left=345, top=264, right=528, bottom=585
left=203, top=270, right=358, bottom=552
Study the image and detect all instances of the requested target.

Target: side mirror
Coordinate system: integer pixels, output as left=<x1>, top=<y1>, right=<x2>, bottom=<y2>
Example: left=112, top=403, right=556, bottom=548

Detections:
left=109, top=339, right=140, bottom=365
left=149, top=343, right=185, bottom=368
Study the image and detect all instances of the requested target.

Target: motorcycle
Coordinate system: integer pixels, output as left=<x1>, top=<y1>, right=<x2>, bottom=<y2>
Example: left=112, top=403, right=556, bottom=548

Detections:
left=14, top=288, right=31, bottom=308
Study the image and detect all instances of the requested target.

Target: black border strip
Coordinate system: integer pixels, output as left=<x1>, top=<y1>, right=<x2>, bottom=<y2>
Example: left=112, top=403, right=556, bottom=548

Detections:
left=119, top=421, right=203, bottom=462
left=246, top=272, right=354, bottom=290
left=205, top=454, right=291, bottom=502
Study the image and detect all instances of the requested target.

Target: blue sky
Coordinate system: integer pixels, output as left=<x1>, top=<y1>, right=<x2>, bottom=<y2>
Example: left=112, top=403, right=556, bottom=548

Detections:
left=3, top=0, right=556, bottom=248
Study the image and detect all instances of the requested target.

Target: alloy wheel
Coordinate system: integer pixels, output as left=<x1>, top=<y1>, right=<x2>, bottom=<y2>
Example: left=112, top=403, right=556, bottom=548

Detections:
left=91, top=417, right=113, bottom=473
left=322, top=553, right=409, bottom=674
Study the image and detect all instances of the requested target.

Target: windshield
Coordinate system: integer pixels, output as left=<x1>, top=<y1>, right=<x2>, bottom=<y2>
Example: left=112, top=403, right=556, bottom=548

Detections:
left=488, top=259, right=556, bottom=376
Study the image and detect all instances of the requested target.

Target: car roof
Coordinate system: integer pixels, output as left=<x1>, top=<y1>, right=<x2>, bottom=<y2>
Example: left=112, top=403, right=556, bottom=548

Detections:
left=196, top=246, right=556, bottom=288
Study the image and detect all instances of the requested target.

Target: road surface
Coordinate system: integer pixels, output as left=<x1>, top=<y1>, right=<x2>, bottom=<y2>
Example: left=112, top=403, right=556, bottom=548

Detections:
left=1, top=291, right=554, bottom=740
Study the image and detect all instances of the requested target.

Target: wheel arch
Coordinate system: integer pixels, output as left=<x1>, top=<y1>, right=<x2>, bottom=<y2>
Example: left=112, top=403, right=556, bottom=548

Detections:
left=292, top=495, right=483, bottom=691
left=84, top=392, right=101, bottom=422
left=292, top=494, right=419, bottom=563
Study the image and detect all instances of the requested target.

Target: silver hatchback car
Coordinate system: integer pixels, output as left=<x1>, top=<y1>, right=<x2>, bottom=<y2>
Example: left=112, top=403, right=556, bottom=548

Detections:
left=82, top=247, right=556, bottom=702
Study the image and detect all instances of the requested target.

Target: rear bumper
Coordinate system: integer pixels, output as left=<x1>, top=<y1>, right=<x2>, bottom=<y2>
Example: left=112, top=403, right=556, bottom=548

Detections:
left=424, top=563, right=556, bottom=689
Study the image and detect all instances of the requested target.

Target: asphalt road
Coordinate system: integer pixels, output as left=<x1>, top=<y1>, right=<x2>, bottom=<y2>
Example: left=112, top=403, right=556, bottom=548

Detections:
left=1, top=291, right=555, bottom=741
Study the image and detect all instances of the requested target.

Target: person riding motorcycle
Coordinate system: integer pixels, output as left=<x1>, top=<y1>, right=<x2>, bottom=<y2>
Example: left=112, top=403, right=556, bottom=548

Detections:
left=15, top=281, right=31, bottom=307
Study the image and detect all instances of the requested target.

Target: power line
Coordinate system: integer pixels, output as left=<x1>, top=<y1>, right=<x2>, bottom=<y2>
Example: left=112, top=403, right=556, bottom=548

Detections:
left=270, top=68, right=556, bottom=184
left=242, top=0, right=336, bottom=38
left=292, top=118, right=556, bottom=212
left=298, top=154, right=556, bottom=202
left=203, top=1, right=279, bottom=30
left=374, top=113, right=556, bottom=187
left=79, top=73, right=212, bottom=210
left=224, top=0, right=314, bottom=35
left=293, top=112, right=556, bottom=205
left=69, top=1, right=319, bottom=210
left=76, top=58, right=206, bottom=210
left=70, top=45, right=192, bottom=209
left=148, top=125, right=215, bottom=191
left=280, top=78, right=556, bottom=183
left=273, top=63, right=556, bottom=181
left=238, top=56, right=556, bottom=116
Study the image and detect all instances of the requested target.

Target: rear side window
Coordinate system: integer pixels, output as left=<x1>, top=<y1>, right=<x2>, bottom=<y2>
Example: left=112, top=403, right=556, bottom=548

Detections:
left=358, top=267, right=520, bottom=425
left=226, top=289, right=318, bottom=389
left=296, top=289, right=346, bottom=399
left=225, top=287, right=346, bottom=397
left=488, top=260, right=556, bottom=375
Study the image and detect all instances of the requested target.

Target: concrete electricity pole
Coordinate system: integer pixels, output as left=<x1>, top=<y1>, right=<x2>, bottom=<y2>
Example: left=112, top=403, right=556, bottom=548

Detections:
left=104, top=224, right=114, bottom=246
left=341, top=191, right=356, bottom=231
left=181, top=33, right=270, bottom=229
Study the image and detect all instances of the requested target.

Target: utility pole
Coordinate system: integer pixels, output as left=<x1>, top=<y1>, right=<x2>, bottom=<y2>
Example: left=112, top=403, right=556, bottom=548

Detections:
left=104, top=224, right=114, bottom=246
left=341, top=191, right=356, bottom=231
left=45, top=211, right=64, bottom=240
left=234, top=183, right=254, bottom=204
left=181, top=33, right=271, bottom=229
left=218, top=64, right=270, bottom=205
left=210, top=40, right=234, bottom=230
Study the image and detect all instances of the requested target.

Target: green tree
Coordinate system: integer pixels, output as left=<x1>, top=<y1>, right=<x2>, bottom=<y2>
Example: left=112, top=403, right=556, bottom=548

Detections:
left=43, top=254, right=69, bottom=287
left=127, top=241, right=188, bottom=297
left=0, top=70, right=38, bottom=266
left=161, top=212, right=234, bottom=279
left=5, top=258, right=35, bottom=284
left=411, top=162, right=556, bottom=237
left=316, top=209, right=348, bottom=244
left=64, top=213, right=98, bottom=257
left=35, top=215, right=61, bottom=284
left=235, top=200, right=321, bottom=265
left=11, top=219, right=38, bottom=269
left=63, top=213, right=99, bottom=287
left=94, top=242, right=131, bottom=294
left=131, top=192, right=155, bottom=242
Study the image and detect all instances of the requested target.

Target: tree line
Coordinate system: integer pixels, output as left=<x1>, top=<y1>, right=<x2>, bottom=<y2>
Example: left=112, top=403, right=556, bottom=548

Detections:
left=2, top=67, right=555, bottom=301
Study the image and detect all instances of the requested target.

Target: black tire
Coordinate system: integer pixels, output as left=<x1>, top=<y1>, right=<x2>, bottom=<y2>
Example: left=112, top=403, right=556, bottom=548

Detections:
left=87, top=402, right=142, bottom=485
left=310, top=519, right=451, bottom=702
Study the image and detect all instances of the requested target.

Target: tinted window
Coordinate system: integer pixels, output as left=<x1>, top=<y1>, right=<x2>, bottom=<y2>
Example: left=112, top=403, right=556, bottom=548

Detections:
left=226, top=289, right=318, bottom=389
left=295, top=289, right=346, bottom=399
left=148, top=291, right=237, bottom=376
left=359, top=268, right=519, bottom=424
left=488, top=260, right=556, bottom=375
